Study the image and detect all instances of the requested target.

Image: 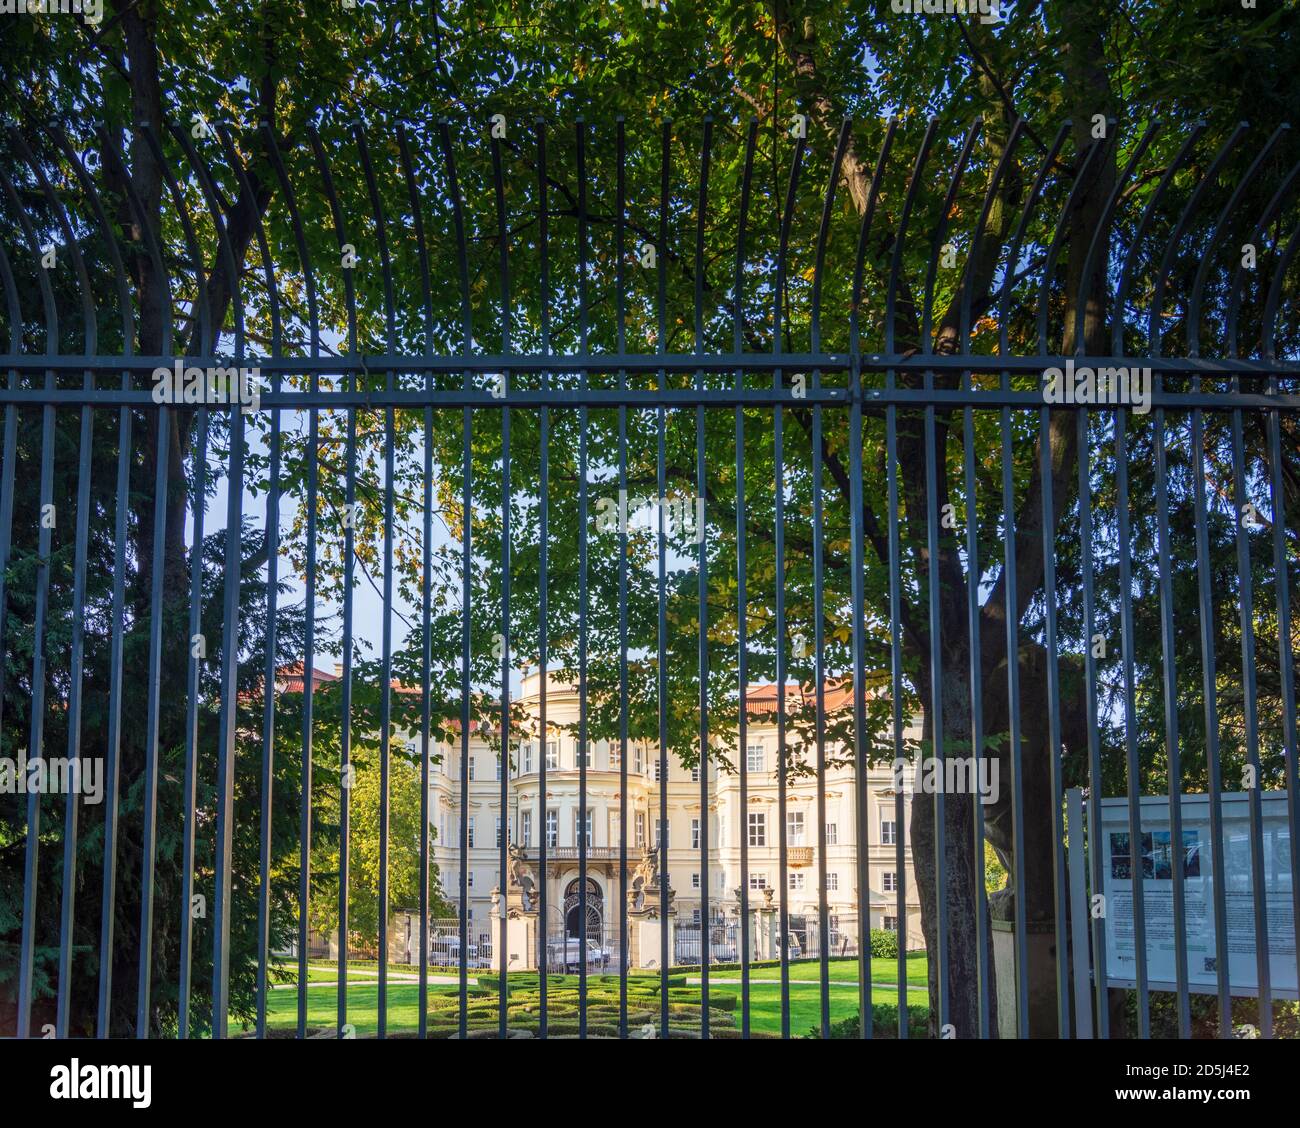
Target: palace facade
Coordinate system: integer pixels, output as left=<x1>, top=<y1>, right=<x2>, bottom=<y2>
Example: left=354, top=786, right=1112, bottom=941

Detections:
left=422, top=670, right=924, bottom=957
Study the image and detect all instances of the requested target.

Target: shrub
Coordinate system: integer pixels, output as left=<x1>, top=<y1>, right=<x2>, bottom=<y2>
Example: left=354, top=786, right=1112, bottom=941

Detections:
left=812, top=1003, right=929, bottom=1039
left=868, top=929, right=899, bottom=959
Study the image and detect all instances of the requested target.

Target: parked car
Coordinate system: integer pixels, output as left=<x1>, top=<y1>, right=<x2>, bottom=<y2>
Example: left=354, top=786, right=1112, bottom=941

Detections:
left=547, top=937, right=611, bottom=972
left=430, top=936, right=489, bottom=968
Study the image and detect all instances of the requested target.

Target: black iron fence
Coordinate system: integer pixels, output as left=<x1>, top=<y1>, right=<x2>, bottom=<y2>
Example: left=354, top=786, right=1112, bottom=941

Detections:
left=0, top=113, right=1296, bottom=1041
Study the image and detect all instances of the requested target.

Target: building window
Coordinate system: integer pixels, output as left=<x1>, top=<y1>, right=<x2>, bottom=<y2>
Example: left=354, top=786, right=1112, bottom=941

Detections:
left=883, top=915, right=898, bottom=933
left=883, top=871, right=898, bottom=892
left=788, top=871, right=805, bottom=891
left=652, top=758, right=662, bottom=782
left=654, top=818, right=668, bottom=847
left=747, top=812, right=766, bottom=847
left=786, top=811, right=805, bottom=846
left=575, top=810, right=592, bottom=848
left=826, top=822, right=838, bottom=846
left=826, top=872, right=839, bottom=891
left=577, top=741, right=592, bottom=768
left=635, top=812, right=646, bottom=848
left=466, top=870, right=474, bottom=889
left=880, top=812, right=897, bottom=846
left=691, top=818, right=700, bottom=850
left=692, top=908, right=701, bottom=924
left=495, top=756, right=502, bottom=782
left=521, top=741, right=533, bottom=774
left=465, top=816, right=475, bottom=849
left=468, top=757, right=475, bottom=782
left=545, top=809, right=558, bottom=849
left=545, top=740, right=558, bottom=770
left=521, top=810, right=532, bottom=848
left=495, top=816, right=503, bottom=847
left=691, top=872, right=701, bottom=889
left=634, top=745, right=643, bottom=774
left=748, top=873, right=768, bottom=890
left=690, top=765, right=700, bottom=783
left=609, top=743, right=621, bottom=769
left=746, top=744, right=764, bottom=773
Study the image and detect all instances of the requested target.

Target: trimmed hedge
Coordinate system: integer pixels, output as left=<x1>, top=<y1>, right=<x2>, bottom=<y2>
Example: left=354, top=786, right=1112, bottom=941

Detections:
left=424, top=977, right=738, bottom=1038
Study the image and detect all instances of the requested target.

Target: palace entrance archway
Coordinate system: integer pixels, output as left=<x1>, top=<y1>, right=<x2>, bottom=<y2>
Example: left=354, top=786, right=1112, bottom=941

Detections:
left=563, top=878, right=603, bottom=939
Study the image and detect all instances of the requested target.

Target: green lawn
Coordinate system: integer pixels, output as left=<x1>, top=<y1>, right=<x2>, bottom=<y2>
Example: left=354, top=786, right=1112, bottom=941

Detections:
left=708, top=953, right=929, bottom=988
left=252, top=966, right=924, bottom=1038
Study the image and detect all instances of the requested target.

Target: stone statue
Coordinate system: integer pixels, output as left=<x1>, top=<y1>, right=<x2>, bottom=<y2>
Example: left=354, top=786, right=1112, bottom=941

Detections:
left=628, top=846, right=659, bottom=912
left=507, top=843, right=536, bottom=911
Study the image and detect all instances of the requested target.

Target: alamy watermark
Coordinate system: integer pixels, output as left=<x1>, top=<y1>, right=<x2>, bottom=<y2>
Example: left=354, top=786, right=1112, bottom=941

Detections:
left=49, top=1060, right=150, bottom=1108
left=890, top=0, right=1001, bottom=25
left=152, top=360, right=262, bottom=413
left=894, top=753, right=1000, bottom=804
left=594, top=488, right=705, bottom=544
left=0, top=0, right=102, bottom=24
left=1042, top=358, right=1152, bottom=416
left=0, top=749, right=104, bottom=805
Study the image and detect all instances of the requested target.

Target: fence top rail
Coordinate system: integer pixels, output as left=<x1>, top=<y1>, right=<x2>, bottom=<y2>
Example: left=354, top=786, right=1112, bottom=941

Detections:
left=0, top=384, right=1295, bottom=412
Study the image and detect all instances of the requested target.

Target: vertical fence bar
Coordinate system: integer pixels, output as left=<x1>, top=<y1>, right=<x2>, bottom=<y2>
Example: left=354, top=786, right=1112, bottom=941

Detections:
left=849, top=117, right=895, bottom=1041
left=733, top=117, right=757, bottom=1039
left=1261, top=227, right=1300, bottom=1003
left=773, top=130, right=805, bottom=1041
left=1151, top=127, right=1248, bottom=1035
left=1, top=153, right=58, bottom=1039
left=1037, top=408, right=1071, bottom=1039
left=13, top=134, right=98, bottom=1044
left=656, top=119, right=671, bottom=1036
left=93, top=126, right=167, bottom=1036
left=263, top=123, right=318, bottom=1036
left=950, top=112, right=1017, bottom=1038
left=45, top=129, right=129, bottom=1040
left=184, top=124, right=252, bottom=1041
left=221, top=124, right=280, bottom=1042
left=615, top=114, right=629, bottom=1039
left=179, top=402, right=209, bottom=1033
left=989, top=123, right=1072, bottom=1040
left=436, top=119, right=474, bottom=1041
left=357, top=124, right=399, bottom=1038
left=0, top=238, right=19, bottom=833
left=210, top=401, right=245, bottom=1041
left=576, top=119, right=591, bottom=1038
left=1075, top=410, right=1108, bottom=1037
left=1265, top=367, right=1299, bottom=1009
left=998, top=399, right=1027, bottom=1039
left=884, top=117, right=938, bottom=1037
left=809, top=121, right=847, bottom=1041
left=397, top=122, right=435, bottom=1038
left=1191, top=398, right=1233, bottom=1036
left=1230, top=407, right=1272, bottom=1036
left=490, top=127, right=512, bottom=1039
left=310, top=125, right=356, bottom=1039
left=694, top=116, right=713, bottom=1035
left=534, top=117, right=551, bottom=1037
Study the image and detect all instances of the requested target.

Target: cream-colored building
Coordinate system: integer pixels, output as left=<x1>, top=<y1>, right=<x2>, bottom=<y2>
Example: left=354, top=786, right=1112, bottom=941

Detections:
left=421, top=670, right=924, bottom=962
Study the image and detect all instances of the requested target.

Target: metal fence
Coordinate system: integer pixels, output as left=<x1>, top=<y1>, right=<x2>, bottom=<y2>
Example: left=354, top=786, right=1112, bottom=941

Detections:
left=0, top=112, right=1296, bottom=1041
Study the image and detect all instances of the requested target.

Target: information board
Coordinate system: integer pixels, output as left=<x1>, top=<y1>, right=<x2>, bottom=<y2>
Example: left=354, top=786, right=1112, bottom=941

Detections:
left=1099, top=792, right=1297, bottom=998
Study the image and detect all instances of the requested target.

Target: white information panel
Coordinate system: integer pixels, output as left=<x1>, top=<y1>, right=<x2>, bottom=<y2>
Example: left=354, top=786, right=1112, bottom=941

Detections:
left=1100, top=792, right=1297, bottom=998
